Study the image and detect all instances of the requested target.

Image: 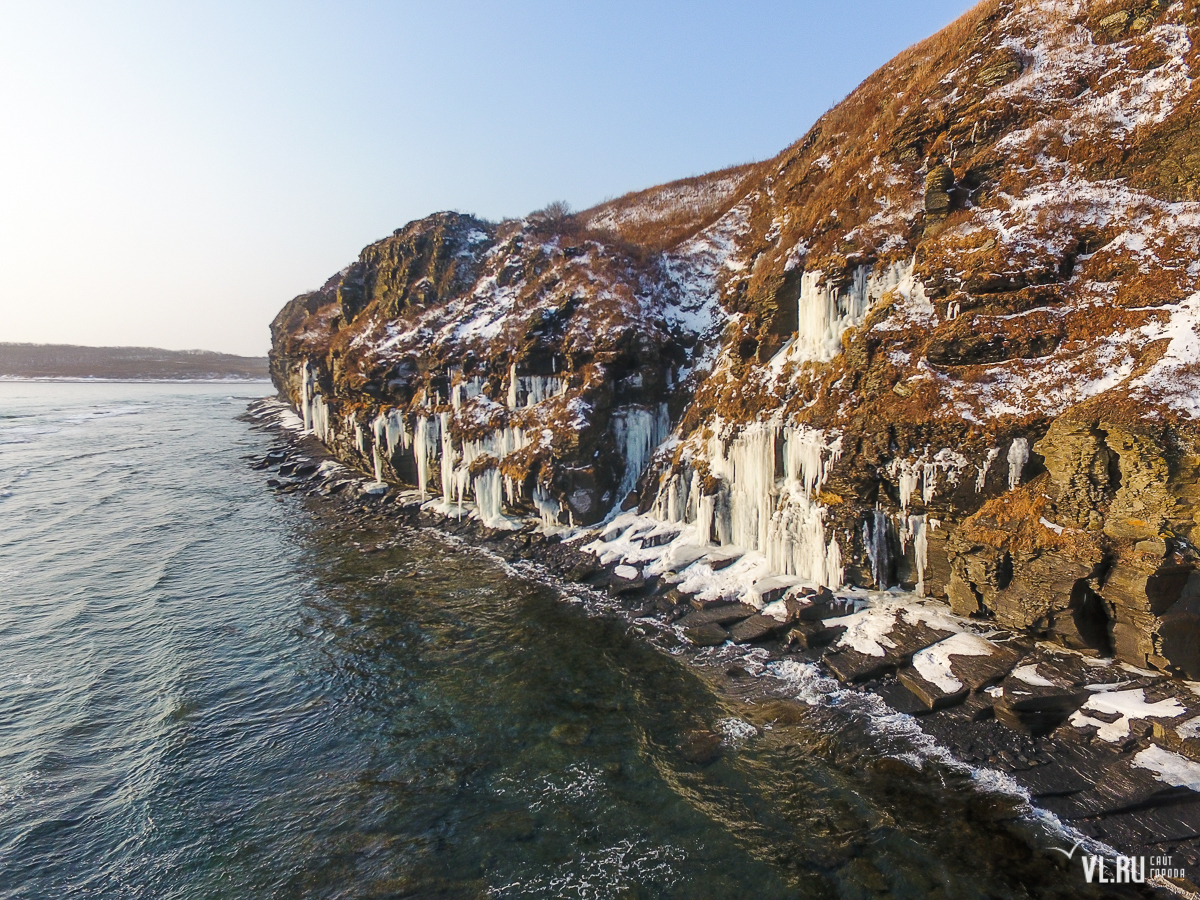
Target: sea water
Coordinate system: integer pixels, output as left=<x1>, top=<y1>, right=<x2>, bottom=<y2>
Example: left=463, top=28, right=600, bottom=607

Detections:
left=0, top=382, right=1106, bottom=899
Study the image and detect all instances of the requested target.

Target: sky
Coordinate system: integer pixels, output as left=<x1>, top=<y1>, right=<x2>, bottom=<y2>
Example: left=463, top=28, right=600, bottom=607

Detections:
left=0, top=1, right=976, bottom=357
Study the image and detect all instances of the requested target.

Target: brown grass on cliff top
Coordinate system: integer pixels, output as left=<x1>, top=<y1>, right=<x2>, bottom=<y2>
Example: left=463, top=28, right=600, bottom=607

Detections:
left=574, top=162, right=765, bottom=252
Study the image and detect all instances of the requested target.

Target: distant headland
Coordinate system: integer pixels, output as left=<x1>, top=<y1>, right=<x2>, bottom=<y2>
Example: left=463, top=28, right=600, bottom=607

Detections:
left=0, top=342, right=269, bottom=381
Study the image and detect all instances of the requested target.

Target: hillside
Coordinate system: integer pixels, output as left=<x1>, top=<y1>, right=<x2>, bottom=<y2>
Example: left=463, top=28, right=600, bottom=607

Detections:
left=269, top=0, right=1200, bottom=679
left=0, top=343, right=269, bottom=380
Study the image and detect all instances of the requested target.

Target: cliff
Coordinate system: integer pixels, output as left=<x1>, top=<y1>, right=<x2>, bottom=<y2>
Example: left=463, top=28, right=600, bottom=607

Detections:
left=270, top=0, right=1200, bottom=678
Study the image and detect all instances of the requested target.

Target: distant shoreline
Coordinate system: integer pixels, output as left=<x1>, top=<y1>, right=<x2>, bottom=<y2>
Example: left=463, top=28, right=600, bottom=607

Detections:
left=0, top=375, right=274, bottom=384
left=0, top=342, right=270, bottom=382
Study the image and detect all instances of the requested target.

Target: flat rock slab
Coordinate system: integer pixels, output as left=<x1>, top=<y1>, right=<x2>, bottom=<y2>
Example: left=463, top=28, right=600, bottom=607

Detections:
left=785, top=620, right=845, bottom=650
left=947, top=642, right=1023, bottom=692
left=658, top=545, right=712, bottom=573
left=824, top=619, right=955, bottom=684
left=995, top=690, right=1090, bottom=737
left=1141, top=682, right=1200, bottom=762
left=750, top=576, right=807, bottom=605
left=991, top=646, right=1135, bottom=736
left=728, top=614, right=786, bottom=644
left=685, top=623, right=730, bottom=646
left=679, top=603, right=758, bottom=629
left=703, top=550, right=744, bottom=571
left=897, top=668, right=970, bottom=711
left=824, top=647, right=895, bottom=683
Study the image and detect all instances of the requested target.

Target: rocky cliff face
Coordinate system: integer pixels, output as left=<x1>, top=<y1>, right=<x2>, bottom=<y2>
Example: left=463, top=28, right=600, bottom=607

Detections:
left=271, top=0, right=1200, bottom=677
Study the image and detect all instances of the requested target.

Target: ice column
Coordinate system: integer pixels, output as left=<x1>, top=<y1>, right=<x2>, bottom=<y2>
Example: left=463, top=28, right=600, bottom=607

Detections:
left=1007, top=438, right=1029, bottom=490
left=611, top=404, right=671, bottom=508
left=864, top=508, right=892, bottom=589
left=793, top=263, right=905, bottom=363
left=413, top=416, right=438, bottom=499
left=701, top=423, right=844, bottom=587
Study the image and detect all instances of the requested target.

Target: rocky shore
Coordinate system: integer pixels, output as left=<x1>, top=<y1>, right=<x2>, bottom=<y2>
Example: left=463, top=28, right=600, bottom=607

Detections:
left=247, top=396, right=1200, bottom=896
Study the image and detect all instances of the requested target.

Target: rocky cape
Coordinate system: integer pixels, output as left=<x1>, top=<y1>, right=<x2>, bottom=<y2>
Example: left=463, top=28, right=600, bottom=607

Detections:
left=271, top=0, right=1200, bottom=686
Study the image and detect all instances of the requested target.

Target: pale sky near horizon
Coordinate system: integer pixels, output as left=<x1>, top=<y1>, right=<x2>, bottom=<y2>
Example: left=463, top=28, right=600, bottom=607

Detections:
left=0, top=1, right=975, bottom=357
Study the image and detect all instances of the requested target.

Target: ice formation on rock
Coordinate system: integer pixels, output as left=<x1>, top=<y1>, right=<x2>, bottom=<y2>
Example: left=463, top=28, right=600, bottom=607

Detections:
left=506, top=364, right=567, bottom=409
left=611, top=404, right=671, bottom=509
left=1007, top=438, right=1029, bottom=491
left=653, top=423, right=844, bottom=587
left=793, top=262, right=908, bottom=362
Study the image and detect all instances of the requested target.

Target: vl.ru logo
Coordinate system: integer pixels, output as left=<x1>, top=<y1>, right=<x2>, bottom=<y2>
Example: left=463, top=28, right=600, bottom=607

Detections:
left=1080, top=854, right=1145, bottom=884
left=1053, top=841, right=1188, bottom=885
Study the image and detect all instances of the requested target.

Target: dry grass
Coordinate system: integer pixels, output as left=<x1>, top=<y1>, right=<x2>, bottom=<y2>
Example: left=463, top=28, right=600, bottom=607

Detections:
left=573, top=162, right=765, bottom=252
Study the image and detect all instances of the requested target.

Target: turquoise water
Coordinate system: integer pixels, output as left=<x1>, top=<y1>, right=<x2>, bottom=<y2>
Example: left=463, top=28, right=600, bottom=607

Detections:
left=0, top=382, right=1111, bottom=899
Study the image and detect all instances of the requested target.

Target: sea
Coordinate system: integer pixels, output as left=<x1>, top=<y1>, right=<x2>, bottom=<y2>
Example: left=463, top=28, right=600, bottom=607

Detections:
left=0, top=381, right=1111, bottom=899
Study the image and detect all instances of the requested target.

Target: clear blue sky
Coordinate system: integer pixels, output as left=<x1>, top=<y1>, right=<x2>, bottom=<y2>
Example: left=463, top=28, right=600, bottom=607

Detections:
left=0, top=1, right=975, bottom=356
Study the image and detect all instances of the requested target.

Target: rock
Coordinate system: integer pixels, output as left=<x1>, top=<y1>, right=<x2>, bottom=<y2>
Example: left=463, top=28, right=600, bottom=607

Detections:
left=790, top=594, right=856, bottom=622
left=676, top=729, right=722, bottom=766
left=750, top=575, right=805, bottom=605
left=823, top=648, right=895, bottom=683
left=924, top=164, right=954, bottom=217
left=606, top=565, right=647, bottom=595
left=823, top=617, right=955, bottom=684
left=565, top=557, right=598, bottom=581
left=898, top=668, right=970, bottom=710
left=784, top=620, right=845, bottom=650
left=702, top=549, right=743, bottom=571
left=678, top=603, right=758, bottom=629
left=685, top=623, right=730, bottom=646
left=976, top=49, right=1023, bottom=87
left=549, top=722, right=590, bottom=746
left=728, top=614, right=786, bottom=644
left=640, top=528, right=679, bottom=548
left=992, top=651, right=1095, bottom=735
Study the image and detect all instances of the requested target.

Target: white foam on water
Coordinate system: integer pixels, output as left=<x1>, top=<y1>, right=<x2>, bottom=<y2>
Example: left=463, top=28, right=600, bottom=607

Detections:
left=717, top=717, right=759, bottom=745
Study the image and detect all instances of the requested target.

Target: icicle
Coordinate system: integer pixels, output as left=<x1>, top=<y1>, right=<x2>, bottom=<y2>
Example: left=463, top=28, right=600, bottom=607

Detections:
left=864, top=508, right=891, bottom=589
left=383, top=410, right=406, bottom=455
left=413, top=415, right=438, bottom=500
left=301, top=363, right=315, bottom=432
left=439, top=411, right=458, bottom=505
left=976, top=447, right=1000, bottom=492
left=507, top=364, right=567, bottom=409
left=533, top=484, right=562, bottom=530
left=473, top=469, right=504, bottom=527
left=911, top=514, right=928, bottom=597
left=899, top=463, right=920, bottom=513
left=1007, top=438, right=1029, bottom=490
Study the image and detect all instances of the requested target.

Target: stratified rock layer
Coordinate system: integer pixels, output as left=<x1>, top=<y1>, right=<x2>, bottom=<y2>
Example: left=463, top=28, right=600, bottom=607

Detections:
left=271, top=0, right=1200, bottom=676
